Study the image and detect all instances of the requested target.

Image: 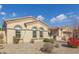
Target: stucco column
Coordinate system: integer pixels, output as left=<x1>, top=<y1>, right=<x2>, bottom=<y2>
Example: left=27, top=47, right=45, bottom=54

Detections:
left=56, top=28, right=62, bottom=41
left=37, top=30, right=39, bottom=40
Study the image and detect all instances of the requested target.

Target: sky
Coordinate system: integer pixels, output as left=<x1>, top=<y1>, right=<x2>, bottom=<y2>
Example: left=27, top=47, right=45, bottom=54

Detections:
left=0, top=4, right=79, bottom=28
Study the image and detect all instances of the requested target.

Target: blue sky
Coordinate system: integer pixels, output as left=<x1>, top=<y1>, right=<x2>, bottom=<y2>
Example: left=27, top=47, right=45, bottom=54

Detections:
left=0, top=4, right=79, bottom=28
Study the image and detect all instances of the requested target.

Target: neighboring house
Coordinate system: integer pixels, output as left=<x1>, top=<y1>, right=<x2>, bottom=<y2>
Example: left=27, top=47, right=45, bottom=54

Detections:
left=3, top=16, right=49, bottom=44
left=58, top=26, right=73, bottom=41
left=49, top=26, right=73, bottom=41
left=73, top=28, right=79, bottom=38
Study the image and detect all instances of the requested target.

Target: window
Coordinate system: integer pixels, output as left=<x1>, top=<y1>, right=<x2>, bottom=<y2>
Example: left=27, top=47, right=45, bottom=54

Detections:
left=16, top=30, right=21, bottom=38
left=14, top=25, right=22, bottom=38
left=32, top=27, right=37, bottom=38
left=40, top=28, right=44, bottom=37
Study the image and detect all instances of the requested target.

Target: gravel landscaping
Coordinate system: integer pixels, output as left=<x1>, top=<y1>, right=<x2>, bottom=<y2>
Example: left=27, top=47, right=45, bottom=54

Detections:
left=0, top=41, right=79, bottom=54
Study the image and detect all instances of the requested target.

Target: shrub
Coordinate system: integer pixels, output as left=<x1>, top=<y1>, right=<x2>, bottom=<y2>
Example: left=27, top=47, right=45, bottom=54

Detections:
left=13, top=37, right=20, bottom=44
left=0, top=28, right=2, bottom=31
left=0, top=45, right=4, bottom=49
left=43, top=38, right=50, bottom=42
left=30, top=39, right=34, bottom=43
left=0, top=33, right=4, bottom=44
left=54, top=43, right=59, bottom=48
left=49, top=39, right=55, bottom=43
left=13, top=39, right=19, bottom=44
left=40, top=42, right=54, bottom=53
left=43, top=38, right=55, bottom=44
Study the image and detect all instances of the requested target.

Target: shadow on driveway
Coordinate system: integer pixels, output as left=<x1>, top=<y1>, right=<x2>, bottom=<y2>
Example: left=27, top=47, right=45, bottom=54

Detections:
left=61, top=44, right=71, bottom=48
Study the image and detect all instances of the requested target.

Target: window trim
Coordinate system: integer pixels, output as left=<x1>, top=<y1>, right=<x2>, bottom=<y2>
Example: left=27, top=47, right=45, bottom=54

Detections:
left=32, top=26, right=37, bottom=38
left=39, top=27, right=44, bottom=38
left=14, top=25, right=22, bottom=38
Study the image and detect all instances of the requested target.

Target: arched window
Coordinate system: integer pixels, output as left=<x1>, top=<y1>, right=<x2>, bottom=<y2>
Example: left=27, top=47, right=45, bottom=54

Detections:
left=14, top=25, right=22, bottom=38
left=40, top=27, right=44, bottom=37
left=32, top=27, right=37, bottom=38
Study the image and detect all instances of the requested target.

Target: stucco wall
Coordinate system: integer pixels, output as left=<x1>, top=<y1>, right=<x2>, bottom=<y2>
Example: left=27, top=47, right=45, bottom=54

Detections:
left=7, top=29, right=15, bottom=44
left=21, top=30, right=32, bottom=43
left=0, top=31, right=6, bottom=44
left=6, top=18, right=49, bottom=44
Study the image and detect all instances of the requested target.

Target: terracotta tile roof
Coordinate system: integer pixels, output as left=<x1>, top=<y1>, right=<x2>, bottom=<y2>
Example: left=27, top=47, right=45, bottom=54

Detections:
left=48, top=27, right=59, bottom=32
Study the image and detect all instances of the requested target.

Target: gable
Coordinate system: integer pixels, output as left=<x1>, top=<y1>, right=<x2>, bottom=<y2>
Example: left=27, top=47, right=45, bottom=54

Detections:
left=5, top=16, right=35, bottom=24
left=4, top=16, right=48, bottom=30
left=25, top=20, right=48, bottom=28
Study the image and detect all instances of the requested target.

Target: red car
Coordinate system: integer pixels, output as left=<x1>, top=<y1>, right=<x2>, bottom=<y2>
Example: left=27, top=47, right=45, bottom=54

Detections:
left=67, top=37, right=79, bottom=48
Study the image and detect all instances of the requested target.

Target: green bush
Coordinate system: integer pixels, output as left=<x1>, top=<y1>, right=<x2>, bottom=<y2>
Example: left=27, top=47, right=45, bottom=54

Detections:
left=13, top=37, right=20, bottom=44
left=13, top=39, right=19, bottom=44
left=43, top=38, right=54, bottom=44
left=43, top=38, right=50, bottom=42
left=54, top=43, right=59, bottom=48
left=49, top=39, right=54, bottom=43
left=70, top=45, right=78, bottom=48
left=0, top=28, right=2, bottom=31
left=30, top=39, right=34, bottom=43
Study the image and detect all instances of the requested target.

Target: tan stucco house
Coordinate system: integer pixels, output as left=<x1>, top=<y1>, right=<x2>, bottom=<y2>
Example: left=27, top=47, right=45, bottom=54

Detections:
left=2, top=16, right=49, bottom=44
